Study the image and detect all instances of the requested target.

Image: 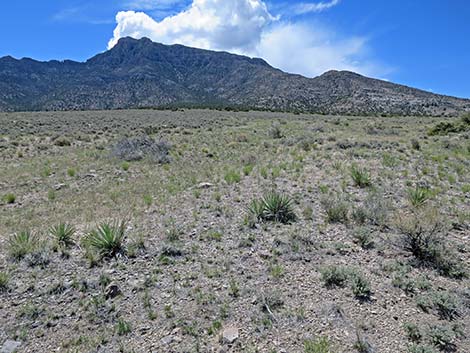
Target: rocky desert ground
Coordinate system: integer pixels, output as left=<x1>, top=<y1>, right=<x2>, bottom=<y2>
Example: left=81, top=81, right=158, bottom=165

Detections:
left=0, top=109, right=469, bottom=353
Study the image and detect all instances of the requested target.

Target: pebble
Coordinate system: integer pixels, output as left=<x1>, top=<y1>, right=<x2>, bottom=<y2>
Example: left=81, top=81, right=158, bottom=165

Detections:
left=221, top=327, right=239, bottom=344
left=0, top=340, right=21, bottom=353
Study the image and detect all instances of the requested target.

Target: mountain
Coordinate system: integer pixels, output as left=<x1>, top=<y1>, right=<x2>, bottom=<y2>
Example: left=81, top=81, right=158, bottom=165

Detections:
left=0, top=37, right=469, bottom=115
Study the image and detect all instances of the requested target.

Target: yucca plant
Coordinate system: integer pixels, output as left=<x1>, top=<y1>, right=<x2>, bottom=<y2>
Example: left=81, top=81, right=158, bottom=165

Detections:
left=262, top=192, right=297, bottom=223
left=49, top=223, right=76, bottom=248
left=248, top=191, right=296, bottom=224
left=407, top=186, right=430, bottom=207
left=350, top=164, right=371, bottom=188
left=7, top=230, right=39, bottom=260
left=86, top=220, right=127, bottom=257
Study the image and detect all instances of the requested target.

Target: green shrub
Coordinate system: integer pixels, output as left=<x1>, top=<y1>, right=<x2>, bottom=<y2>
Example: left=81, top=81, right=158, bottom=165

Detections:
left=224, top=170, right=241, bottom=184
left=404, top=323, right=422, bottom=342
left=86, top=220, right=127, bottom=258
left=3, top=193, right=16, bottom=204
left=7, top=231, right=39, bottom=260
left=67, top=168, right=76, bottom=177
left=397, top=208, right=466, bottom=278
left=248, top=191, right=296, bottom=224
left=350, top=273, right=371, bottom=299
left=269, top=122, right=283, bottom=139
left=408, top=344, right=437, bottom=353
left=320, top=266, right=349, bottom=288
left=304, top=336, right=331, bottom=353
left=49, top=223, right=76, bottom=248
left=321, top=194, right=349, bottom=224
left=350, top=164, right=371, bottom=188
left=407, top=186, right=431, bottom=207
left=116, top=319, right=131, bottom=336
left=353, top=227, right=374, bottom=249
left=363, top=189, right=391, bottom=227
left=417, top=291, right=460, bottom=321
left=0, top=272, right=9, bottom=292
left=243, top=164, right=254, bottom=176
left=428, top=325, right=457, bottom=351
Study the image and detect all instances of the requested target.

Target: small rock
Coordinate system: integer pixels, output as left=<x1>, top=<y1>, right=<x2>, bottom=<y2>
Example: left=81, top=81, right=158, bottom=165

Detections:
left=54, top=183, right=67, bottom=190
left=221, top=327, right=239, bottom=344
left=104, top=283, right=121, bottom=299
left=161, top=336, right=173, bottom=345
left=1, top=340, right=21, bottom=353
left=197, top=182, right=214, bottom=189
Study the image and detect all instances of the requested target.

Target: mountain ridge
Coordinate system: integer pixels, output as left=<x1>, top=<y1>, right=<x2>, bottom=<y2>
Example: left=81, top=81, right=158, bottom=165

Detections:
left=1, top=37, right=469, bottom=115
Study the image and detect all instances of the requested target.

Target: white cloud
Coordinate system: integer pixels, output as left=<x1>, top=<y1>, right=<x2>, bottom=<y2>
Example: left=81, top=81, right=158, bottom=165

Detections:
left=292, top=0, right=341, bottom=15
left=109, top=0, right=274, bottom=51
left=108, top=0, right=388, bottom=78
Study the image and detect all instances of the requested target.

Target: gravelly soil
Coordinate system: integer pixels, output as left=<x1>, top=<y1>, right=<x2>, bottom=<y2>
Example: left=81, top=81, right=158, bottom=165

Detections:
left=0, top=109, right=469, bottom=353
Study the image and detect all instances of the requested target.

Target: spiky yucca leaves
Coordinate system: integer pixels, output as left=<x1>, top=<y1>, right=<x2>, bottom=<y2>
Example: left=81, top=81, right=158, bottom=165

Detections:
left=49, top=223, right=76, bottom=248
left=7, top=230, right=39, bottom=260
left=86, top=220, right=127, bottom=258
left=248, top=191, right=296, bottom=224
left=350, top=164, right=371, bottom=188
left=407, top=186, right=430, bottom=208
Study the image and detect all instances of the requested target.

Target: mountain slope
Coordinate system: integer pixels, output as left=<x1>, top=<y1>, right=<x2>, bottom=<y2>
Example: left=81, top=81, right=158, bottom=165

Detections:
left=0, top=37, right=468, bottom=115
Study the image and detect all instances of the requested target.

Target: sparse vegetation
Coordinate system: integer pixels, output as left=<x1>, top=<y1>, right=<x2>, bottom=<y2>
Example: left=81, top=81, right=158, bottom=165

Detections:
left=321, top=193, right=349, bottom=223
left=7, top=230, right=39, bottom=260
left=248, top=191, right=296, bottom=224
left=85, top=220, right=127, bottom=258
left=0, top=110, right=469, bottom=353
left=304, top=336, right=332, bottom=353
left=49, top=223, right=76, bottom=248
left=3, top=193, right=16, bottom=204
left=350, top=164, right=371, bottom=188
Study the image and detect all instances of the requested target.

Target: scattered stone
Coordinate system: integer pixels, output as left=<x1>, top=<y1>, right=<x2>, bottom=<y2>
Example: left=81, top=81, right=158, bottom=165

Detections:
left=0, top=340, right=21, bottom=353
left=196, top=182, right=214, bottom=189
left=161, top=336, right=173, bottom=345
left=104, top=283, right=121, bottom=299
left=221, top=327, right=239, bottom=344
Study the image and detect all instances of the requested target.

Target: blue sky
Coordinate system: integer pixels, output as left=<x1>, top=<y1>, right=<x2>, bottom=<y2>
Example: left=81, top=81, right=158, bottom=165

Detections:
left=1, top=0, right=469, bottom=98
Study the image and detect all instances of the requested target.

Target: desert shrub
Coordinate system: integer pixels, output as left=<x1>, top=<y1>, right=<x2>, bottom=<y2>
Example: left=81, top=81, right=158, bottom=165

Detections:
left=353, top=227, right=374, bottom=249
left=269, top=122, right=283, bottom=139
left=407, top=186, right=431, bottom=208
left=354, top=332, right=374, bottom=353
left=404, top=323, right=422, bottom=342
left=304, top=336, right=331, bottom=353
left=248, top=191, right=296, bottom=224
left=49, top=223, right=76, bottom=248
left=411, top=139, right=421, bottom=151
left=3, top=193, right=16, bottom=204
left=86, top=220, right=127, bottom=258
left=53, top=136, right=72, bottom=147
left=320, top=194, right=349, bottom=223
left=428, top=115, right=470, bottom=136
left=408, top=344, right=437, bottom=353
left=224, top=170, right=241, bottom=184
left=416, top=291, right=460, bottom=320
left=7, top=230, right=39, bottom=260
left=396, top=208, right=466, bottom=278
left=363, top=189, right=391, bottom=226
left=320, top=266, right=350, bottom=288
left=350, top=164, right=371, bottom=188
left=0, top=272, right=9, bottom=292
left=350, top=273, right=372, bottom=299
left=428, top=325, right=457, bottom=351
left=112, top=135, right=171, bottom=163
left=116, top=319, right=132, bottom=336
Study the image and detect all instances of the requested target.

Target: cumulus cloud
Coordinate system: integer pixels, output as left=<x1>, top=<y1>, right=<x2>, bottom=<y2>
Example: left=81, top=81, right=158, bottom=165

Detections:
left=108, top=0, right=387, bottom=78
left=109, top=0, right=274, bottom=52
